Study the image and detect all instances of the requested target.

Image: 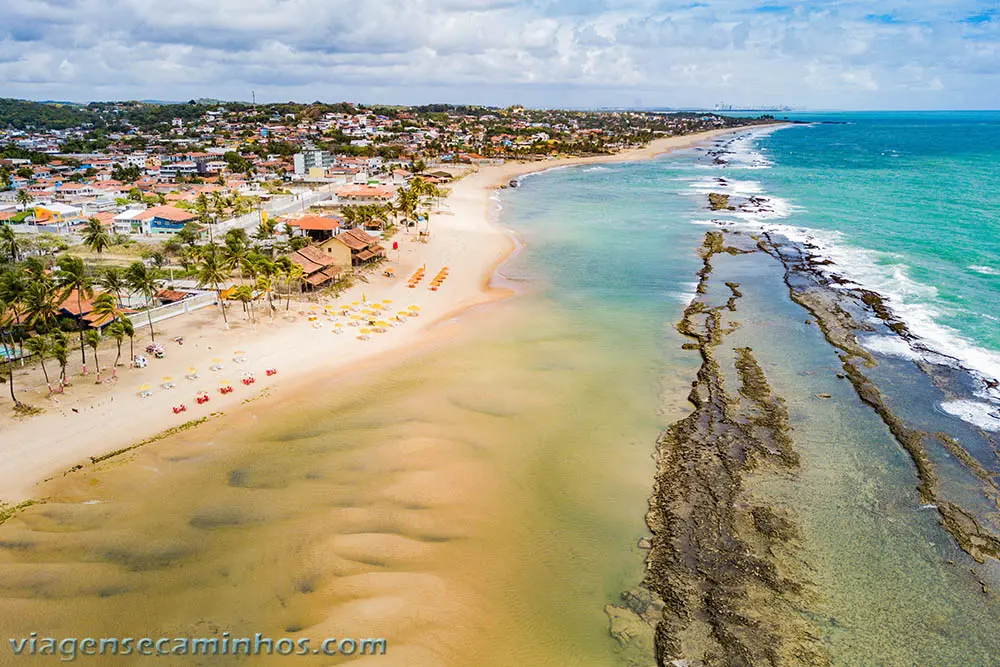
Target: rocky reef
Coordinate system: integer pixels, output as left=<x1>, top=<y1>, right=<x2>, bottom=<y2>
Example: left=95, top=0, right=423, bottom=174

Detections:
left=759, top=234, right=1000, bottom=565
left=609, top=232, right=829, bottom=667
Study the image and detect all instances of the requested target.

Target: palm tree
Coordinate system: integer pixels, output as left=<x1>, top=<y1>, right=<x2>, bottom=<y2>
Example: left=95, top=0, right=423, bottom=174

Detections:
left=85, top=330, right=102, bottom=382
left=286, top=263, right=305, bottom=308
left=0, top=300, right=21, bottom=408
left=231, top=285, right=254, bottom=322
left=0, top=225, right=22, bottom=263
left=195, top=249, right=230, bottom=327
left=121, top=317, right=135, bottom=367
left=101, top=266, right=127, bottom=308
left=55, top=255, right=93, bottom=373
left=106, top=320, right=126, bottom=374
left=51, top=330, right=69, bottom=390
left=15, top=189, right=33, bottom=211
left=82, top=218, right=112, bottom=258
left=91, top=292, right=120, bottom=328
left=21, top=277, right=60, bottom=334
left=126, top=261, right=158, bottom=341
left=24, top=335, right=53, bottom=394
left=0, top=271, right=26, bottom=356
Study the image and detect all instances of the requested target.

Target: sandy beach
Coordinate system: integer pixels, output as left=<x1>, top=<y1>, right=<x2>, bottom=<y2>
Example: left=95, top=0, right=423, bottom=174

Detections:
left=0, top=126, right=765, bottom=506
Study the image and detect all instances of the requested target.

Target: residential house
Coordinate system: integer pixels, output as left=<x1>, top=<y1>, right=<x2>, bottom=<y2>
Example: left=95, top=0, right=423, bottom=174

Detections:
left=136, top=205, right=198, bottom=234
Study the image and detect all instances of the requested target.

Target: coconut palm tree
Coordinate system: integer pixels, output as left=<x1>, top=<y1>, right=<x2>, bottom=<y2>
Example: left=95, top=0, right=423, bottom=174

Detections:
left=0, top=225, right=22, bottom=264
left=0, top=300, right=21, bottom=407
left=22, top=277, right=61, bottom=334
left=100, top=266, right=127, bottom=308
left=91, top=292, right=120, bottom=329
left=286, top=262, right=305, bottom=307
left=15, top=189, right=33, bottom=211
left=51, top=330, right=69, bottom=390
left=55, top=255, right=93, bottom=373
left=121, top=317, right=135, bottom=367
left=106, top=320, right=126, bottom=374
left=195, top=249, right=230, bottom=327
left=82, top=218, right=112, bottom=258
left=0, top=271, right=26, bottom=358
left=85, top=330, right=102, bottom=382
left=24, top=335, right=53, bottom=394
left=231, top=285, right=254, bottom=322
left=125, top=261, right=158, bottom=341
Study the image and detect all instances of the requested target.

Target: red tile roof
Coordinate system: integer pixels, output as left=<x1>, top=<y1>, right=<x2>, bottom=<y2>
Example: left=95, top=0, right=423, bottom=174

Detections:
left=289, top=216, right=342, bottom=232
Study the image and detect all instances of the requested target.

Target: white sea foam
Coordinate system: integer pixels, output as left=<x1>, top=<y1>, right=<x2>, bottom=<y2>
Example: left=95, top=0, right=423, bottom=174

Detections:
left=583, top=166, right=610, bottom=172
left=667, top=281, right=700, bottom=305
left=860, top=335, right=925, bottom=361
left=682, top=133, right=1000, bottom=397
left=939, top=400, right=1000, bottom=432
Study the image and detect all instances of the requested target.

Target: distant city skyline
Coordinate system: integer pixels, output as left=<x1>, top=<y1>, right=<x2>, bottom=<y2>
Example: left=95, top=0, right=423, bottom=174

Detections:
left=2, top=0, right=998, bottom=110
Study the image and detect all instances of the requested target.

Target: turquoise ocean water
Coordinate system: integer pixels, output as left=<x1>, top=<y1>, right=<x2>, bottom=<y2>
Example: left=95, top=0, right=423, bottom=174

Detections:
left=497, top=114, right=1000, bottom=662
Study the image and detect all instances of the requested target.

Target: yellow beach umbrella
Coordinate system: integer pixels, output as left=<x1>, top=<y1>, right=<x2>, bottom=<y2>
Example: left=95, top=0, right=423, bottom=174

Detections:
left=139, top=384, right=151, bottom=391
left=334, top=323, right=344, bottom=328
left=162, top=376, right=174, bottom=383
left=219, top=379, right=231, bottom=386
left=409, top=305, right=421, bottom=311
left=350, top=314, right=363, bottom=320
left=382, top=299, right=393, bottom=304
left=212, top=358, right=223, bottom=364
left=186, top=367, right=198, bottom=374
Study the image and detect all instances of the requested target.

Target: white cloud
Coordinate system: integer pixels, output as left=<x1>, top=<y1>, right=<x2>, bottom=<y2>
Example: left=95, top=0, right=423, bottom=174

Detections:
left=0, top=0, right=996, bottom=108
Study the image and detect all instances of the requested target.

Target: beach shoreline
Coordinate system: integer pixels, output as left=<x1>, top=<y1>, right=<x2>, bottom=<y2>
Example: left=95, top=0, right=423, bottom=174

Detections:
left=0, top=124, right=783, bottom=507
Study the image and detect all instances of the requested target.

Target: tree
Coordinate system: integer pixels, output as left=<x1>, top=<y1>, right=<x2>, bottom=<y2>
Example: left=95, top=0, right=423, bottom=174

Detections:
left=15, top=189, right=33, bottom=211
left=286, top=262, right=305, bottom=308
left=106, top=320, right=126, bottom=373
left=24, top=335, right=53, bottom=394
left=55, top=255, right=93, bottom=373
left=21, top=277, right=60, bottom=333
left=100, top=266, right=127, bottom=308
left=0, top=299, right=21, bottom=408
left=0, top=225, right=22, bottom=263
left=85, top=330, right=102, bottom=382
left=195, top=248, right=229, bottom=327
left=51, top=330, right=69, bottom=390
left=91, top=292, right=120, bottom=328
left=82, top=217, right=112, bottom=257
left=121, top=317, right=136, bottom=367
left=126, top=261, right=159, bottom=341
left=231, top=285, right=255, bottom=323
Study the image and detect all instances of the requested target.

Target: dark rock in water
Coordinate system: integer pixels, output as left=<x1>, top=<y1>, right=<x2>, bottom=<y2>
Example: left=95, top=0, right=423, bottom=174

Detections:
left=632, top=232, right=829, bottom=666
left=509, top=178, right=520, bottom=188
left=708, top=193, right=731, bottom=211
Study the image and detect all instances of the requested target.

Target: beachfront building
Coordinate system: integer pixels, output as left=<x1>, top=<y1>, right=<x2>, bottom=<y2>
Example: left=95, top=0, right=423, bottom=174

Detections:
left=324, top=227, right=385, bottom=267
left=287, top=215, right=342, bottom=242
left=287, top=245, right=344, bottom=290
left=136, top=205, right=198, bottom=235
left=335, top=184, right=395, bottom=205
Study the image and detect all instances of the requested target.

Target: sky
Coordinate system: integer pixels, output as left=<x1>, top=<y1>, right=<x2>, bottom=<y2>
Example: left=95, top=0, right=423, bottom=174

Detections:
left=1, top=0, right=998, bottom=109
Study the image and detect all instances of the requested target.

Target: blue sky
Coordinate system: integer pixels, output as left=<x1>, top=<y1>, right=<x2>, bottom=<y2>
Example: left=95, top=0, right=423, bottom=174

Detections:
left=0, top=0, right=997, bottom=109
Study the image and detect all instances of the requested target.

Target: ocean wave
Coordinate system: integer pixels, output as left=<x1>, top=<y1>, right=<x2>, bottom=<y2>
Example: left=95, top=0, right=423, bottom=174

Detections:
left=684, top=135, right=1000, bottom=394
left=666, top=282, right=700, bottom=305
left=938, top=400, right=1000, bottom=432
left=583, top=166, right=610, bottom=172
left=969, top=265, right=1000, bottom=276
